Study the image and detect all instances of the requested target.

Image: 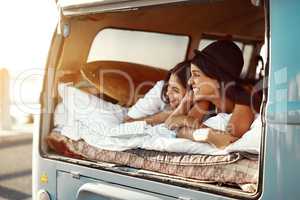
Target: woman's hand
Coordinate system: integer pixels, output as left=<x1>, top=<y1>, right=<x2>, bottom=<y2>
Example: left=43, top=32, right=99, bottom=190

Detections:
left=123, top=110, right=173, bottom=126
left=165, top=115, right=187, bottom=130
left=173, top=91, right=194, bottom=115
left=123, top=116, right=134, bottom=123
left=193, top=128, right=239, bottom=149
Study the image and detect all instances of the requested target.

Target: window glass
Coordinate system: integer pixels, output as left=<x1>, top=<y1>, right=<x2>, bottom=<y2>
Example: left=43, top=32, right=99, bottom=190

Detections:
left=88, top=28, right=189, bottom=70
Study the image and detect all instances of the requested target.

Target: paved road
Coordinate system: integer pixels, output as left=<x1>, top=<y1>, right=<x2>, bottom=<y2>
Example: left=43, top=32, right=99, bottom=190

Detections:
left=0, top=134, right=32, bottom=200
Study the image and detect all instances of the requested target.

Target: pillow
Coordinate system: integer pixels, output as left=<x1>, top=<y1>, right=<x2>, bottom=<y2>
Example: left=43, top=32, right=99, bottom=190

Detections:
left=57, top=83, right=128, bottom=127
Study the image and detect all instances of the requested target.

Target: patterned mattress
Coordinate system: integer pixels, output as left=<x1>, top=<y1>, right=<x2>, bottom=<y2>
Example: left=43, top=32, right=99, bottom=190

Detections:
left=47, top=131, right=259, bottom=193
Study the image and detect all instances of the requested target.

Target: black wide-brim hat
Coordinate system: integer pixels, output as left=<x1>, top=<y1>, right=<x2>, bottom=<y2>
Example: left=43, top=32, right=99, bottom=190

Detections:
left=192, top=40, right=244, bottom=83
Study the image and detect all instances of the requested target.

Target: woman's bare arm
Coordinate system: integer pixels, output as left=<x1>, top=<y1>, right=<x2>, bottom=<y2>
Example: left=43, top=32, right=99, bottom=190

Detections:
left=176, top=127, right=196, bottom=140
left=123, top=110, right=173, bottom=126
left=165, top=100, right=210, bottom=129
left=227, top=104, right=255, bottom=138
left=188, top=100, right=211, bottom=121
left=177, top=126, right=238, bottom=149
left=176, top=104, right=254, bottom=149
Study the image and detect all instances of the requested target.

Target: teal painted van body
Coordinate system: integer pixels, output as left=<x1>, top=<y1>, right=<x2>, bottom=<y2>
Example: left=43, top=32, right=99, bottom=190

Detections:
left=263, top=0, right=300, bottom=199
left=32, top=0, right=300, bottom=199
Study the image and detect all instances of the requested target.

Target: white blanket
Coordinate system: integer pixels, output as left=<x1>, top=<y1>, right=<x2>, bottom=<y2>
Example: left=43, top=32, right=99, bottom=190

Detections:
left=55, top=83, right=261, bottom=154
left=202, top=113, right=262, bottom=154
left=141, top=114, right=262, bottom=155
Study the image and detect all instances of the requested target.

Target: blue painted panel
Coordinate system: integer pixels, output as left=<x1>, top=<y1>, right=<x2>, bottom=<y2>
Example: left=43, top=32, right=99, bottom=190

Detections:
left=264, top=1, right=300, bottom=199
left=36, top=159, right=58, bottom=200
left=267, top=0, right=300, bottom=123
left=56, top=171, right=101, bottom=200
left=37, top=158, right=233, bottom=200
left=262, top=124, right=300, bottom=199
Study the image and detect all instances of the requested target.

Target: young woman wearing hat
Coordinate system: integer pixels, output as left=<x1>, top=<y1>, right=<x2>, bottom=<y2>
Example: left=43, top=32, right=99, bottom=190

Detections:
left=176, top=40, right=262, bottom=149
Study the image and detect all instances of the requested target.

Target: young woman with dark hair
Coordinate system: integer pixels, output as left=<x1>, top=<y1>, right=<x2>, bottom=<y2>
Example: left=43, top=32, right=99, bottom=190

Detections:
left=124, top=61, right=211, bottom=126
left=176, top=40, right=262, bottom=149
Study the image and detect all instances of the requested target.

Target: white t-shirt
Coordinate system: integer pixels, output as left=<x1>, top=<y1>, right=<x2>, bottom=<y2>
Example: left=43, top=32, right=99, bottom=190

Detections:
left=127, top=80, right=166, bottom=119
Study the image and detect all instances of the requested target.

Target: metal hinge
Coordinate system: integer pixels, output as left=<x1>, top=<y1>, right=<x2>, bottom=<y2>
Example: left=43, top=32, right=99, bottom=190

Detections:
left=57, top=6, right=70, bottom=37
left=70, top=171, right=80, bottom=179
left=63, top=23, right=70, bottom=37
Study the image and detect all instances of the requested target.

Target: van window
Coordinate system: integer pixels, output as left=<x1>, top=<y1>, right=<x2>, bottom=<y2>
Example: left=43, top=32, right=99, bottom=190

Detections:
left=87, top=28, right=189, bottom=70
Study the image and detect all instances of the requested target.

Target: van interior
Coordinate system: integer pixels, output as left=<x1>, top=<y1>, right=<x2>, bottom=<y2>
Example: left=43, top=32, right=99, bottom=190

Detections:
left=41, top=0, right=267, bottom=198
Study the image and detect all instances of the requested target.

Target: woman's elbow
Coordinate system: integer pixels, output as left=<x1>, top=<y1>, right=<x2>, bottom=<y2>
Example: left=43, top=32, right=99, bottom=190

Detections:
left=227, top=123, right=250, bottom=138
left=176, top=127, right=194, bottom=140
left=123, top=116, right=134, bottom=123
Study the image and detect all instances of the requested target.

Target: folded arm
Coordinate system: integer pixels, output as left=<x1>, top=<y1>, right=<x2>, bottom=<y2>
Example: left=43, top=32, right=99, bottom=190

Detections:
left=177, top=127, right=238, bottom=149
left=176, top=104, right=255, bottom=149
left=124, top=110, right=173, bottom=126
left=165, top=100, right=211, bottom=130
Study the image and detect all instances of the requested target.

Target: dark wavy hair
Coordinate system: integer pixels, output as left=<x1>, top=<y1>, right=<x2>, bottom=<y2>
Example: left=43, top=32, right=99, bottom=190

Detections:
left=161, top=61, right=191, bottom=104
left=191, top=40, right=262, bottom=112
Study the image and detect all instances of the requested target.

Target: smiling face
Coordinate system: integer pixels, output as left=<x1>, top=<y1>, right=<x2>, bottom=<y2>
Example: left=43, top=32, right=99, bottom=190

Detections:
left=166, top=74, right=186, bottom=109
left=188, top=64, right=220, bottom=100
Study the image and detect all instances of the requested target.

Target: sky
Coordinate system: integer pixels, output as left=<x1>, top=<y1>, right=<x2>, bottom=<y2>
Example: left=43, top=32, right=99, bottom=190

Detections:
left=0, top=0, right=58, bottom=118
left=0, top=0, right=58, bottom=74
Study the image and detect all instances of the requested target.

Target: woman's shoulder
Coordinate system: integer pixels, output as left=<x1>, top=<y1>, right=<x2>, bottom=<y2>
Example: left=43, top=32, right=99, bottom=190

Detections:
left=155, top=80, right=165, bottom=88
left=127, top=80, right=166, bottom=119
left=226, top=84, right=262, bottom=113
left=146, top=80, right=165, bottom=95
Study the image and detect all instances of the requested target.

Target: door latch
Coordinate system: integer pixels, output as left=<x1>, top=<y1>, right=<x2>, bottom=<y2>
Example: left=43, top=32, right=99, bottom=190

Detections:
left=70, top=171, right=80, bottom=179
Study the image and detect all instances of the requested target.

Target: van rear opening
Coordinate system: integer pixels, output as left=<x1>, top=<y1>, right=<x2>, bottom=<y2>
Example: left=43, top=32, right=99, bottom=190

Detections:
left=36, top=1, right=266, bottom=199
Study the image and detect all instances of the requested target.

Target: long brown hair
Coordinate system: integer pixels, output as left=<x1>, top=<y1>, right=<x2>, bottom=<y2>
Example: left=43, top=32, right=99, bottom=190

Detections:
left=161, top=61, right=191, bottom=104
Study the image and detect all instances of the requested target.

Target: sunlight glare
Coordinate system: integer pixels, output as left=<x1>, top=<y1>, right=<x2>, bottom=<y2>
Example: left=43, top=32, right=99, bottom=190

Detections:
left=0, top=0, right=58, bottom=73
